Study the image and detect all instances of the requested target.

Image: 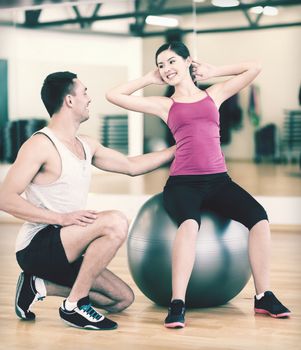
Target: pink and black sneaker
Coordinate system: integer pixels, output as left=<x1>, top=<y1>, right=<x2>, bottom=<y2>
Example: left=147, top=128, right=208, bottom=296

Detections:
left=254, top=291, right=291, bottom=318
left=164, top=299, right=186, bottom=329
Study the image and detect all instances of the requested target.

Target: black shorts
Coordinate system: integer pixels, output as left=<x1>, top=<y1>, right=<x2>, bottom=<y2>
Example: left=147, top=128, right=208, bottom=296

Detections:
left=16, top=225, right=83, bottom=287
left=163, top=172, right=268, bottom=230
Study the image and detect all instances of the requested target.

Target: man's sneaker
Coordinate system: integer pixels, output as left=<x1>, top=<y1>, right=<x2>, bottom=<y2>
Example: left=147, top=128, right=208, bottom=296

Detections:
left=59, top=296, right=118, bottom=330
left=15, top=272, right=45, bottom=320
left=164, top=299, right=186, bottom=328
left=254, top=291, right=291, bottom=318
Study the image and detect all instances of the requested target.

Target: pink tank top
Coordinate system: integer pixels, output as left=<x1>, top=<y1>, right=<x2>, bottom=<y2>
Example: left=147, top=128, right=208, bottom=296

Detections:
left=167, top=90, right=227, bottom=176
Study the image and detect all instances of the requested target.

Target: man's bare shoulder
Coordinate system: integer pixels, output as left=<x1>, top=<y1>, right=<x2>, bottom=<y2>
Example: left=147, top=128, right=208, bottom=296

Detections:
left=25, top=132, right=54, bottom=148
left=18, top=133, right=55, bottom=160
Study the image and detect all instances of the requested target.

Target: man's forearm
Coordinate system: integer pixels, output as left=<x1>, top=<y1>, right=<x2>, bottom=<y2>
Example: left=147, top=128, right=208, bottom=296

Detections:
left=0, top=193, right=62, bottom=225
left=129, top=146, right=175, bottom=176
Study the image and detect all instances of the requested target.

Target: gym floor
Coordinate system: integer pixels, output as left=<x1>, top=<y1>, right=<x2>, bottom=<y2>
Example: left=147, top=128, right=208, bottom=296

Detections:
left=0, top=161, right=300, bottom=350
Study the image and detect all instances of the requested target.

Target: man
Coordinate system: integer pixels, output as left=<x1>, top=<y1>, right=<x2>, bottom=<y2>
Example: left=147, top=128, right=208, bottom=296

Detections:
left=0, top=71, right=175, bottom=330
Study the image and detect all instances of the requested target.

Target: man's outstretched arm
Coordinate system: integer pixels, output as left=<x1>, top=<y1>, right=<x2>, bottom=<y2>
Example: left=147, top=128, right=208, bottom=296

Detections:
left=85, top=136, right=175, bottom=176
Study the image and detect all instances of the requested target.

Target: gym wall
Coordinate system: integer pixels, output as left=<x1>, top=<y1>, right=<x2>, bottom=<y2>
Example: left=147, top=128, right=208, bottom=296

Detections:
left=0, top=26, right=144, bottom=155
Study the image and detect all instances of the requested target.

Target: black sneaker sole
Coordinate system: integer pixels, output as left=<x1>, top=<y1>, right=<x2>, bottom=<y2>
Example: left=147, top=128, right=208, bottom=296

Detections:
left=60, top=318, right=118, bottom=330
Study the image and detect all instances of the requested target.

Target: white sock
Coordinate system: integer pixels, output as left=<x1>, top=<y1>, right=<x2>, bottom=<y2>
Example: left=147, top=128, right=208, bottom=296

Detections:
left=34, top=277, right=46, bottom=298
left=64, top=298, right=78, bottom=311
left=256, top=292, right=265, bottom=300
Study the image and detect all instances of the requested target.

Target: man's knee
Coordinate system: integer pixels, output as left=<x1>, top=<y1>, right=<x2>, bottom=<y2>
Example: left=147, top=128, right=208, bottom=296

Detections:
left=112, top=288, right=135, bottom=313
left=97, top=210, right=129, bottom=244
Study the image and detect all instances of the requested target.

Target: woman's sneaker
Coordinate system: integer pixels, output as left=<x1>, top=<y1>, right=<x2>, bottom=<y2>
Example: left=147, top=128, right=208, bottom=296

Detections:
left=164, top=299, right=186, bottom=328
left=59, top=296, right=118, bottom=330
left=15, top=272, right=45, bottom=320
left=254, top=291, right=291, bottom=318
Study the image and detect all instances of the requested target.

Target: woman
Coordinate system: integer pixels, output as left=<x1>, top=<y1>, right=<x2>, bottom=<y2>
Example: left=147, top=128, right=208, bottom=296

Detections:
left=106, top=42, right=291, bottom=328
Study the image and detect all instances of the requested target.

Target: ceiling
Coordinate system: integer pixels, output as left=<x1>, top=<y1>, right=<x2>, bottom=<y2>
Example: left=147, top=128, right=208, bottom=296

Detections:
left=0, top=0, right=300, bottom=37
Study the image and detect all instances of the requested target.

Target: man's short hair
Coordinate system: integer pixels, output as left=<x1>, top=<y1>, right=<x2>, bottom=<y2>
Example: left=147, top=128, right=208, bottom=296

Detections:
left=41, top=71, right=77, bottom=117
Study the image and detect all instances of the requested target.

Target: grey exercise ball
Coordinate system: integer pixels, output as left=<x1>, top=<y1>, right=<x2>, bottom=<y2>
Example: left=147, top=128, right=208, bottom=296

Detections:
left=128, top=193, right=251, bottom=308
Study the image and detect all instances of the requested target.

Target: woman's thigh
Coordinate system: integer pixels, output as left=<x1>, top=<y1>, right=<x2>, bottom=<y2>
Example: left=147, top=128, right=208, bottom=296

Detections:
left=203, top=180, right=268, bottom=230
left=163, top=185, right=202, bottom=228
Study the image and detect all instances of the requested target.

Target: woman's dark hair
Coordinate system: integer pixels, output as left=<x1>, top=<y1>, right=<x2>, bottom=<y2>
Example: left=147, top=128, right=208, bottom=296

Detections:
left=155, top=41, right=194, bottom=80
left=41, top=71, right=77, bottom=117
left=155, top=41, right=190, bottom=63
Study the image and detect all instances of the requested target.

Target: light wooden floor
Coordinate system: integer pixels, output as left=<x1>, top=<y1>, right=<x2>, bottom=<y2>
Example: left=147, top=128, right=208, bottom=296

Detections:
left=0, top=223, right=300, bottom=350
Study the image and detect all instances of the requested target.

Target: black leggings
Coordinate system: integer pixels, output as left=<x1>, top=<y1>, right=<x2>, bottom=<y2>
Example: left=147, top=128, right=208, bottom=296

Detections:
left=163, top=172, right=268, bottom=230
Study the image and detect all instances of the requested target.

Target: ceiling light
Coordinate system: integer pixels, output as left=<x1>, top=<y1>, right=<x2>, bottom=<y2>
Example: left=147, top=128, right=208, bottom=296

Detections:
left=193, top=0, right=206, bottom=2
left=250, top=6, right=263, bottom=14
left=145, top=15, right=179, bottom=27
left=263, top=6, right=278, bottom=16
left=211, top=0, right=240, bottom=7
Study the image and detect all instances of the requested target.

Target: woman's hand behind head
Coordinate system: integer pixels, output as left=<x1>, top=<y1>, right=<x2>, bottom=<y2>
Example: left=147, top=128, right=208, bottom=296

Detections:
left=192, top=61, right=217, bottom=82
left=145, top=69, right=167, bottom=85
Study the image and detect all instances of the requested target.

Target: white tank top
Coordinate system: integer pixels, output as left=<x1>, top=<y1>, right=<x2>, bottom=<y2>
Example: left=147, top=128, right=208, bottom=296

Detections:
left=15, top=127, right=92, bottom=252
